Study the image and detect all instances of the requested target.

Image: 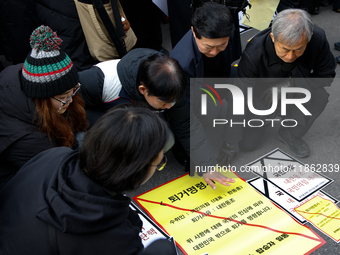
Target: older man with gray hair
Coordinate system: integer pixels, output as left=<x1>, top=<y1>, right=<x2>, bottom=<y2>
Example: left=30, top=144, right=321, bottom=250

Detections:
left=237, top=9, right=336, bottom=158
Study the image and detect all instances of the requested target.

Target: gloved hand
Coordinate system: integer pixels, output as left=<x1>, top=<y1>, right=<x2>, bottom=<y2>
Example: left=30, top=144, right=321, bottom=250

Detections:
left=216, top=142, right=239, bottom=166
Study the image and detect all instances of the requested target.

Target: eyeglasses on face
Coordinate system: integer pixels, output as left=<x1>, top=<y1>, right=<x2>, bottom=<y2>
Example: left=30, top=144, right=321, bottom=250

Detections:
left=150, top=155, right=167, bottom=171
left=53, top=83, right=81, bottom=106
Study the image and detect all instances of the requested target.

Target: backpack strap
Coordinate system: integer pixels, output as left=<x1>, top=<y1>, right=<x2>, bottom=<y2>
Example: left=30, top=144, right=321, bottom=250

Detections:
left=91, top=0, right=127, bottom=58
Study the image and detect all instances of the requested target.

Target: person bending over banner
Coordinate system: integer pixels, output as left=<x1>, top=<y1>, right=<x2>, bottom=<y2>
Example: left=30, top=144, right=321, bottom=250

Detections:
left=237, top=8, right=336, bottom=158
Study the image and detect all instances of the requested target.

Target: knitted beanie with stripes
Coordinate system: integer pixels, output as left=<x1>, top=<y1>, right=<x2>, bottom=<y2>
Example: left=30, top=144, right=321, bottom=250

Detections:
left=21, top=25, right=78, bottom=99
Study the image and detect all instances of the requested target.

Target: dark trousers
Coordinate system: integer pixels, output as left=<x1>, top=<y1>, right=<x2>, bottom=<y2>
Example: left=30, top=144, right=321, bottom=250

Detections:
left=334, top=0, right=340, bottom=9
left=277, top=0, right=300, bottom=12
left=239, top=87, right=329, bottom=151
left=277, top=0, right=332, bottom=13
left=167, top=0, right=191, bottom=48
left=120, top=0, right=163, bottom=51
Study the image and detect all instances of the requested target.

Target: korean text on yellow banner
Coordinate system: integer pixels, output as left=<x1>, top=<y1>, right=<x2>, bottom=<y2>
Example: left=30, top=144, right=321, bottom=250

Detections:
left=134, top=172, right=325, bottom=255
left=295, top=195, right=340, bottom=243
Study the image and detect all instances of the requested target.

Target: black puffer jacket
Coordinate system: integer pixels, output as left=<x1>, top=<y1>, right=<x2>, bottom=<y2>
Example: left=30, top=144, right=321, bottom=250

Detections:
left=35, top=0, right=97, bottom=71
left=0, top=0, right=96, bottom=71
left=0, top=64, right=54, bottom=187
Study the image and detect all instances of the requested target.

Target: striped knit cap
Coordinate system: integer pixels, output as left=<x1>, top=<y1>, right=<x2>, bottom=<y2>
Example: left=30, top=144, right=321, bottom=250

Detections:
left=21, top=25, right=78, bottom=98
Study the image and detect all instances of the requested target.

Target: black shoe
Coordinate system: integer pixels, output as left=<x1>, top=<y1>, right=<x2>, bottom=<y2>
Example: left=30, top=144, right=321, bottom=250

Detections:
left=171, top=148, right=188, bottom=166
left=335, top=42, right=340, bottom=51
left=311, top=6, right=320, bottom=14
left=171, top=141, right=189, bottom=172
left=216, top=153, right=232, bottom=167
left=336, top=56, right=340, bottom=64
left=216, top=142, right=238, bottom=166
left=277, top=130, right=310, bottom=158
left=320, top=0, right=329, bottom=6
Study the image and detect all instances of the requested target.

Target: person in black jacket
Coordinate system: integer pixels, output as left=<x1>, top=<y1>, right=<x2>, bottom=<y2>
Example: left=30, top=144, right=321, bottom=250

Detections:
left=0, top=25, right=88, bottom=189
left=237, top=9, right=336, bottom=157
left=169, top=2, right=244, bottom=170
left=35, top=0, right=98, bottom=71
left=0, top=105, right=177, bottom=255
left=79, top=48, right=236, bottom=189
left=0, top=0, right=97, bottom=71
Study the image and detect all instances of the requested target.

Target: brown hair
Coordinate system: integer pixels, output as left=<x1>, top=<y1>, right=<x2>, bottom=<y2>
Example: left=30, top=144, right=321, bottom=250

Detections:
left=33, top=93, right=88, bottom=147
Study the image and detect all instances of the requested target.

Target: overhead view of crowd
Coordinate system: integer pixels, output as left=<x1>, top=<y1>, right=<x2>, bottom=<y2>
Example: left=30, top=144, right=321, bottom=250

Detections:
left=0, top=0, right=338, bottom=254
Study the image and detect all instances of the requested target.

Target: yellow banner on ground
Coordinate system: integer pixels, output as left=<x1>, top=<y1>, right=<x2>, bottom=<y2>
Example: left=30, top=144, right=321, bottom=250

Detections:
left=242, top=0, right=280, bottom=31
left=295, top=195, right=340, bottom=243
left=134, top=172, right=324, bottom=255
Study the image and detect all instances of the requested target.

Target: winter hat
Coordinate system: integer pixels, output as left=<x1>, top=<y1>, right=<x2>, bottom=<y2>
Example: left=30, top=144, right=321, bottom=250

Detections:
left=21, top=25, right=78, bottom=99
